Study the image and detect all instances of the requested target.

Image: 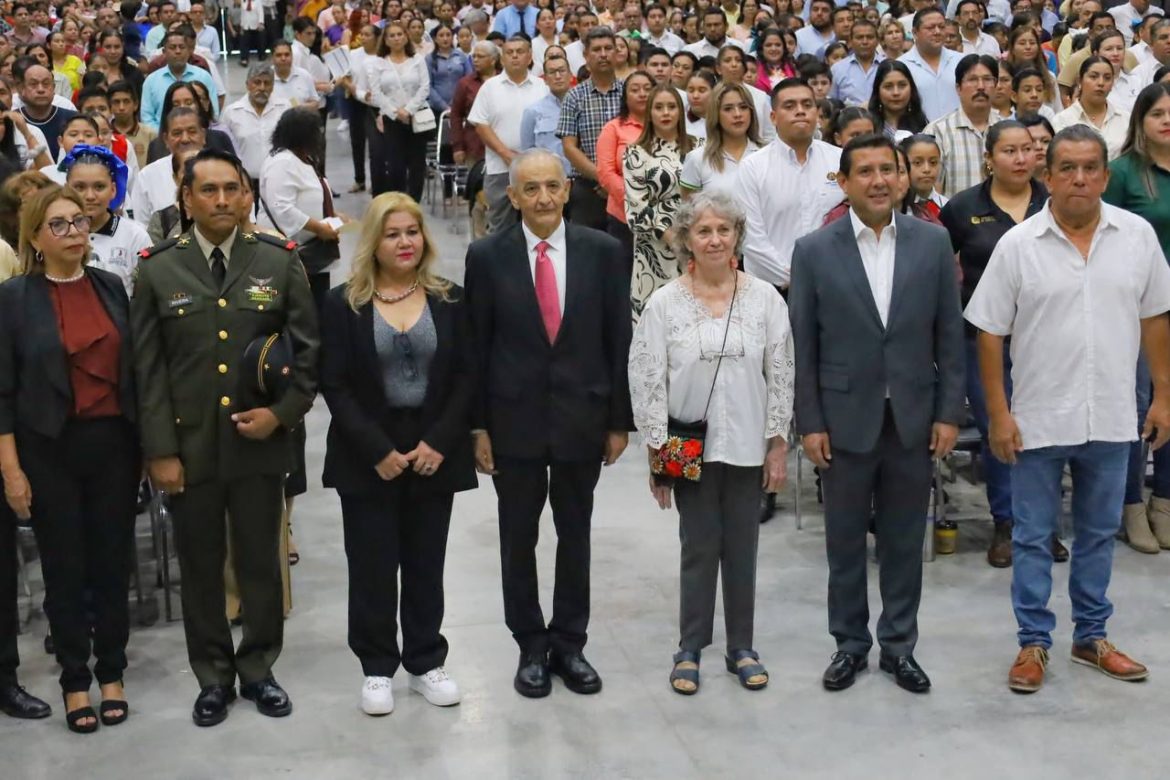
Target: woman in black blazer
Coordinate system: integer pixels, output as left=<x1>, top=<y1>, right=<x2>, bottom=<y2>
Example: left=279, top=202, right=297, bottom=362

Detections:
left=0, top=185, right=141, bottom=733
left=320, top=192, right=476, bottom=717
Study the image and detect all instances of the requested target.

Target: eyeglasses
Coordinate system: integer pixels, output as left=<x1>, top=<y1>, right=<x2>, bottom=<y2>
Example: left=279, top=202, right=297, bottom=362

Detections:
left=394, top=332, right=418, bottom=380
left=45, top=215, right=91, bottom=237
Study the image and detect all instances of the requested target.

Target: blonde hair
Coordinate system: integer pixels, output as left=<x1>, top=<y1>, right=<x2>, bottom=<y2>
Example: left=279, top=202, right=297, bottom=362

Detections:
left=18, top=184, right=88, bottom=275
left=345, top=192, right=450, bottom=311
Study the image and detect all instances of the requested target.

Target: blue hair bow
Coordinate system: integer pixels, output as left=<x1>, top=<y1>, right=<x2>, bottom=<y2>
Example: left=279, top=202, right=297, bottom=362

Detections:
left=60, top=144, right=130, bottom=212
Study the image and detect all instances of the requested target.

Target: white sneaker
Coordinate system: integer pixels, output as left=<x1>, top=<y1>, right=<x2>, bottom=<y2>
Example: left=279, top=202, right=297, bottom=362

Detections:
left=409, top=666, right=461, bottom=706
left=336, top=119, right=350, bottom=135
left=360, top=676, right=395, bottom=715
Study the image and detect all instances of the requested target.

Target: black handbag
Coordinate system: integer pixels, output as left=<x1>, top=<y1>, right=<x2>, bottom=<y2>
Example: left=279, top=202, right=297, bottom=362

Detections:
left=650, top=274, right=737, bottom=486
left=259, top=172, right=341, bottom=275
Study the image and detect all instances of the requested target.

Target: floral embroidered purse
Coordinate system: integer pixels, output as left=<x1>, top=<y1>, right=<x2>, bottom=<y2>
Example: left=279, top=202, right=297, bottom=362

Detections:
left=650, top=274, right=737, bottom=485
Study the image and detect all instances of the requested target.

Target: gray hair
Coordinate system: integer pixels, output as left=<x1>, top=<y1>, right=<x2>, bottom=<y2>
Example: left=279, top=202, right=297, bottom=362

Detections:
left=472, top=39, right=500, bottom=62
left=508, top=148, right=568, bottom=187
left=671, top=190, right=747, bottom=262
left=1046, top=124, right=1108, bottom=170
left=465, top=9, right=489, bottom=25
left=246, top=62, right=275, bottom=81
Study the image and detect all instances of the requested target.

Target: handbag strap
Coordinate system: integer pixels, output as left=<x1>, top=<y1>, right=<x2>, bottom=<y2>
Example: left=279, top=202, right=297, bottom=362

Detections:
left=700, top=271, right=737, bottom=422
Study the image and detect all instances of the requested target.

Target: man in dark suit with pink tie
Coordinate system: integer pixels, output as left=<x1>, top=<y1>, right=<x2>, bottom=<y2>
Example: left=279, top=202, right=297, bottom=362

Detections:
left=464, top=149, right=634, bottom=698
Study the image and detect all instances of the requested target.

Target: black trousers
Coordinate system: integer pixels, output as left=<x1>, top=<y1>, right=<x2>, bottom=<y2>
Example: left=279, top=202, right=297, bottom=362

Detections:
left=346, top=99, right=369, bottom=187
left=568, top=178, right=607, bottom=232
left=605, top=215, right=634, bottom=282
left=821, top=403, right=932, bottom=658
left=371, top=116, right=427, bottom=201
left=170, top=474, right=284, bottom=688
left=492, top=457, right=602, bottom=656
left=19, top=418, right=140, bottom=693
left=340, top=472, right=454, bottom=678
left=0, top=504, right=18, bottom=688
left=239, top=28, right=264, bottom=60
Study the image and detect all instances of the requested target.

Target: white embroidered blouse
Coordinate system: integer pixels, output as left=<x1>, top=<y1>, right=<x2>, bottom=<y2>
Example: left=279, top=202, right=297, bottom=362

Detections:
left=628, top=273, right=795, bottom=467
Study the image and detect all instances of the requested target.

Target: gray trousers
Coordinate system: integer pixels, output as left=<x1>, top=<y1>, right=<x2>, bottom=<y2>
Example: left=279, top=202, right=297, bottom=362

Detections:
left=483, top=172, right=519, bottom=234
left=821, top=404, right=932, bottom=658
left=673, top=462, right=763, bottom=653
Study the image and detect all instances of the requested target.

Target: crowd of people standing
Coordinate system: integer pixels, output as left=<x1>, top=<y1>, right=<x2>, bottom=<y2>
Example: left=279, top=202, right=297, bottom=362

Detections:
left=1, top=0, right=1170, bottom=747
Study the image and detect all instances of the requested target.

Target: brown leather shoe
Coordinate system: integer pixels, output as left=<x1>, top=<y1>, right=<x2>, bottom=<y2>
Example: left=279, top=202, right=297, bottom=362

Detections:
left=1051, top=536, right=1069, bottom=563
left=1008, top=645, right=1048, bottom=693
left=1070, top=639, right=1149, bottom=681
left=987, top=521, right=1012, bottom=568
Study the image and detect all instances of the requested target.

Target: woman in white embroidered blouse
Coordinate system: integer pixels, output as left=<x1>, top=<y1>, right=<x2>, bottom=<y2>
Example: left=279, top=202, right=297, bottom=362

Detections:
left=365, top=21, right=431, bottom=200
left=628, top=190, right=794, bottom=697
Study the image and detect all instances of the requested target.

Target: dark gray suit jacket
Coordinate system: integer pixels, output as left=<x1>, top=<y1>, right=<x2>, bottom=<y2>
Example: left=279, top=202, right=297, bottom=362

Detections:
left=789, top=212, right=965, bottom=454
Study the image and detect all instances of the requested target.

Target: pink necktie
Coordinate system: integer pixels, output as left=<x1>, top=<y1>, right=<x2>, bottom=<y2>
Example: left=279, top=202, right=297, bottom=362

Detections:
left=534, top=240, right=561, bottom=343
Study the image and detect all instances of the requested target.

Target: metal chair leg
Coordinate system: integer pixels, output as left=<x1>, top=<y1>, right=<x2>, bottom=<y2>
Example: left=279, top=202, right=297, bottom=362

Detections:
left=794, top=446, right=804, bottom=531
left=924, top=459, right=942, bottom=562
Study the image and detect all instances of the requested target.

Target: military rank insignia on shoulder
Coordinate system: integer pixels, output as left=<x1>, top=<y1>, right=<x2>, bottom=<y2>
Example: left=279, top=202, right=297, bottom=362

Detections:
left=138, top=236, right=179, bottom=260
left=254, top=232, right=299, bottom=252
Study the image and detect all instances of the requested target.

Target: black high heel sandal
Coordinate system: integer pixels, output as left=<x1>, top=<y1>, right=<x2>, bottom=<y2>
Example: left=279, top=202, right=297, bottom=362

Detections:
left=63, top=694, right=98, bottom=734
left=100, top=697, right=129, bottom=726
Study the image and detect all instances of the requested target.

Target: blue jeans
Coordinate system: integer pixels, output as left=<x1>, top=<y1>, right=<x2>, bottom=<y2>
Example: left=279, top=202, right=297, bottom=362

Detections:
left=1011, top=441, right=1128, bottom=649
left=965, top=337, right=1013, bottom=523
left=1124, top=355, right=1170, bottom=504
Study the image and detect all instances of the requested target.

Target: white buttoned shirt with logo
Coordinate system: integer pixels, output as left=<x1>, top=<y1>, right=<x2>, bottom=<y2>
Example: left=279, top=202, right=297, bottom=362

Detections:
left=964, top=202, right=1170, bottom=450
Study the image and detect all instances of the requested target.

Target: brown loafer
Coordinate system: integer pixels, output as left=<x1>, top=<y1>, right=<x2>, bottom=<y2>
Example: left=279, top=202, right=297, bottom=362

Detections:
left=1070, top=639, right=1149, bottom=681
left=1051, top=536, right=1069, bottom=563
left=987, top=521, right=1012, bottom=568
left=1008, top=645, right=1048, bottom=693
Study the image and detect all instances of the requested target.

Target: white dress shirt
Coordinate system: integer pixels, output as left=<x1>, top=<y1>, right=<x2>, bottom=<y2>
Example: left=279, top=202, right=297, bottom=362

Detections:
left=644, top=30, right=685, bottom=55
left=628, top=274, right=794, bottom=466
left=682, top=36, right=747, bottom=60
left=849, top=207, right=896, bottom=328
left=129, top=154, right=179, bottom=225
left=734, top=138, right=843, bottom=287
left=272, top=66, right=321, bottom=107
left=1050, top=101, right=1130, bottom=160
left=1111, top=3, right=1163, bottom=45
left=1109, top=68, right=1143, bottom=114
left=964, top=203, right=1170, bottom=450
left=522, top=219, right=566, bottom=316
left=565, top=40, right=586, bottom=76
left=960, top=31, right=1002, bottom=57
left=259, top=149, right=328, bottom=237
left=467, top=72, right=550, bottom=175
left=220, top=95, right=293, bottom=178
left=744, top=83, right=777, bottom=143
left=193, top=225, right=239, bottom=266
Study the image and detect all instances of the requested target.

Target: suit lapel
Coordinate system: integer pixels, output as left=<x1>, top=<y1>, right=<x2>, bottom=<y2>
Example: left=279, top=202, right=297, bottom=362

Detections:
left=358, top=301, right=382, bottom=385
left=886, top=214, right=914, bottom=328
left=835, top=219, right=885, bottom=332
left=25, top=275, right=71, bottom=399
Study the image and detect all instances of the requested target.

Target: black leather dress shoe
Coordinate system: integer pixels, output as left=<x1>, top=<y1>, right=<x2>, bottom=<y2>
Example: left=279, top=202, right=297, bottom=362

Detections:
left=193, top=685, right=236, bottom=727
left=514, top=652, right=551, bottom=698
left=240, top=678, right=292, bottom=717
left=879, top=654, right=931, bottom=693
left=0, top=684, right=51, bottom=719
left=822, top=652, right=868, bottom=691
left=759, top=493, right=777, bottom=524
left=550, top=652, right=602, bottom=694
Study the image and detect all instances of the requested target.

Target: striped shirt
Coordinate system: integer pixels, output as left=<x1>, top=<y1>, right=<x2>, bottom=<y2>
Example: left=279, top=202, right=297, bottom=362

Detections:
left=556, top=78, right=625, bottom=171
left=924, top=108, right=1001, bottom=198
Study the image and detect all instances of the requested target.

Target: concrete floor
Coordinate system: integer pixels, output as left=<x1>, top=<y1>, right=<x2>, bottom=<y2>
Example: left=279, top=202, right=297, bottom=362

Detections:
left=5, top=64, right=1170, bottom=780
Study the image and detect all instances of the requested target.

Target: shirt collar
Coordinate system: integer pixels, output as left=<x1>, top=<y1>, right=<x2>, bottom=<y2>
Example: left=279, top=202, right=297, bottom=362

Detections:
left=1036, top=200, right=1117, bottom=241
left=193, top=225, right=238, bottom=266
left=724, top=139, right=760, bottom=161
left=93, top=212, right=118, bottom=237
left=521, top=219, right=566, bottom=255
left=848, top=207, right=896, bottom=241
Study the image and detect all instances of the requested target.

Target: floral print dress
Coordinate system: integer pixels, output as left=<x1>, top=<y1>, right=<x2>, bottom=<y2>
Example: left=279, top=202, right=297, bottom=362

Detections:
left=625, top=137, right=685, bottom=323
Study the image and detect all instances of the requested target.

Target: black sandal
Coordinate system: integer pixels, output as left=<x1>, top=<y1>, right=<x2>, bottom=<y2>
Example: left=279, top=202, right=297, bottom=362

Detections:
left=670, top=650, right=701, bottom=695
left=725, top=649, right=769, bottom=691
left=100, top=699, right=129, bottom=726
left=63, top=695, right=98, bottom=734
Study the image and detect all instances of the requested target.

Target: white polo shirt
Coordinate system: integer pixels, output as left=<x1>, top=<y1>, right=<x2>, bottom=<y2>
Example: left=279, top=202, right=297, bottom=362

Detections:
left=964, top=202, right=1170, bottom=450
left=467, top=71, right=550, bottom=176
left=220, top=95, right=294, bottom=179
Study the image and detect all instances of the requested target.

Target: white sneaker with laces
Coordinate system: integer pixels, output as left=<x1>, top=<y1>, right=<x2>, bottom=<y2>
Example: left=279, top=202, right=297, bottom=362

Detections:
left=361, top=676, right=395, bottom=715
left=409, top=666, right=461, bottom=706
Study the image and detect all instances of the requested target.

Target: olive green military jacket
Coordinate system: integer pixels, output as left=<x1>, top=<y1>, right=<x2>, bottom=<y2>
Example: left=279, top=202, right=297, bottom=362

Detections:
left=131, top=229, right=321, bottom=486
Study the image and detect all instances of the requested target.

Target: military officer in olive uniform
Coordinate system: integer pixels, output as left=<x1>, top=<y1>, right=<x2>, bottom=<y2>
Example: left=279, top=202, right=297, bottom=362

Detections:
left=131, top=149, right=320, bottom=728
